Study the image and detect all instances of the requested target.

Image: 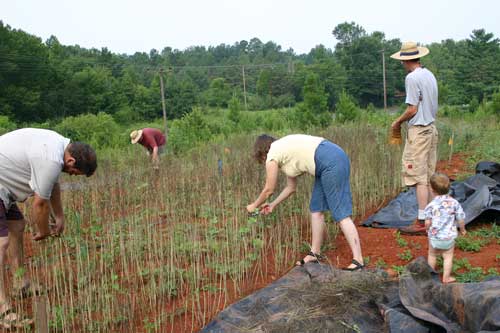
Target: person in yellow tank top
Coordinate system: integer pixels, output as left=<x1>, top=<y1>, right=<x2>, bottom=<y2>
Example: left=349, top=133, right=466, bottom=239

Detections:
left=246, top=134, right=364, bottom=270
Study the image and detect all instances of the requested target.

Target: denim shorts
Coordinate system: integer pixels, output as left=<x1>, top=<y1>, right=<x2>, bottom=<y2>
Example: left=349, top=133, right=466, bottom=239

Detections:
left=0, top=201, right=24, bottom=237
left=309, top=141, right=353, bottom=222
left=430, top=238, right=455, bottom=250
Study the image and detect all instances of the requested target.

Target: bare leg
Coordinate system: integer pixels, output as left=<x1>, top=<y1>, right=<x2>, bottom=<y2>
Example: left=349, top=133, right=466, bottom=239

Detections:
left=416, top=184, right=430, bottom=211
left=310, top=212, right=325, bottom=254
left=339, top=217, right=363, bottom=268
left=7, top=219, right=29, bottom=291
left=427, top=244, right=438, bottom=270
left=442, top=247, right=456, bottom=283
left=0, top=236, right=10, bottom=314
left=296, top=212, right=325, bottom=265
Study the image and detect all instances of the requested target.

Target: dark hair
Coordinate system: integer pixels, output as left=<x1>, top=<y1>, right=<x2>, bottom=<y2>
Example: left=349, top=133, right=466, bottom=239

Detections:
left=253, top=134, right=276, bottom=164
left=403, top=58, right=421, bottom=64
left=430, top=172, right=450, bottom=195
left=68, top=142, right=97, bottom=177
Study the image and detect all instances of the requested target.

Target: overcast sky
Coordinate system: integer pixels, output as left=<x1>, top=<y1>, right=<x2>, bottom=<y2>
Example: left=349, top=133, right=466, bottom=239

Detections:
left=2, top=0, right=500, bottom=55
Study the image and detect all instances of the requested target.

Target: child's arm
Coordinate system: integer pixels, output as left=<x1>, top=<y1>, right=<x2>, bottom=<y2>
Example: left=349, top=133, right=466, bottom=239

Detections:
left=425, top=219, right=431, bottom=231
left=457, top=220, right=466, bottom=236
left=455, top=201, right=466, bottom=236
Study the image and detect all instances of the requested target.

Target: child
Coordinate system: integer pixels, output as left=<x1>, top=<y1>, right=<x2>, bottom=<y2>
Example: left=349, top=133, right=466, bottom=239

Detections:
left=424, top=172, right=466, bottom=283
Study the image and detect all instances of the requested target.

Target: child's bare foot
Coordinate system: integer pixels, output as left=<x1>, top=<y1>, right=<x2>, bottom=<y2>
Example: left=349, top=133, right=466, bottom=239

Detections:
left=443, top=277, right=456, bottom=284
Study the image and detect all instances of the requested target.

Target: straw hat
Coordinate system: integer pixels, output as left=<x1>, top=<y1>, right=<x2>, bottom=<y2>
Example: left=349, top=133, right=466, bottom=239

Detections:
left=130, top=129, right=143, bottom=144
left=390, top=41, right=429, bottom=60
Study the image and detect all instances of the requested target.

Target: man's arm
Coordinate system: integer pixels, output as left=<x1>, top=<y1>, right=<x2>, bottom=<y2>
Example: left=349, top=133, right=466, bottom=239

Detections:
left=391, top=104, right=418, bottom=129
left=32, top=194, right=51, bottom=241
left=151, top=146, right=159, bottom=161
left=50, top=183, right=65, bottom=235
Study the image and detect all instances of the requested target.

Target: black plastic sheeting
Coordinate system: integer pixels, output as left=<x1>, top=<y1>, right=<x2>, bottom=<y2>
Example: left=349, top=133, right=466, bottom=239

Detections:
left=201, top=257, right=500, bottom=332
left=363, top=162, right=500, bottom=228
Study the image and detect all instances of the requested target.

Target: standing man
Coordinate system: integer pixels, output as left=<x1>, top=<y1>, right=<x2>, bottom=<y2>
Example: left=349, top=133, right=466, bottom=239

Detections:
left=130, top=128, right=166, bottom=169
left=0, top=128, right=97, bottom=327
left=390, top=41, right=439, bottom=235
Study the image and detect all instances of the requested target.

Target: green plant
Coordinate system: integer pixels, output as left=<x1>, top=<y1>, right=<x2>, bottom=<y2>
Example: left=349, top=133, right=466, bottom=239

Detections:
left=0, top=115, right=16, bottom=135
left=395, top=231, right=408, bottom=248
left=375, top=258, right=387, bottom=269
left=397, top=249, right=413, bottom=261
left=335, top=90, right=359, bottom=123
left=391, top=265, right=405, bottom=276
left=455, top=236, right=489, bottom=252
left=54, top=112, right=122, bottom=148
left=456, top=267, right=485, bottom=283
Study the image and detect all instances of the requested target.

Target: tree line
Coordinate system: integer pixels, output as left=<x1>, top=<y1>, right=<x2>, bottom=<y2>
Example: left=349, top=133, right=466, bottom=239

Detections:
left=1, top=20, right=499, bottom=125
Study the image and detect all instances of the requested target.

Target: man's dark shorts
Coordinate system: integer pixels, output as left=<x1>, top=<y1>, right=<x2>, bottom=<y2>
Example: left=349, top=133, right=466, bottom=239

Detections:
left=0, top=201, right=24, bottom=237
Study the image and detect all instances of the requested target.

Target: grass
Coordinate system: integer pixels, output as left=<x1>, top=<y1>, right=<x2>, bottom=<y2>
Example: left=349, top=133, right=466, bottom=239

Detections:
left=15, top=111, right=499, bottom=332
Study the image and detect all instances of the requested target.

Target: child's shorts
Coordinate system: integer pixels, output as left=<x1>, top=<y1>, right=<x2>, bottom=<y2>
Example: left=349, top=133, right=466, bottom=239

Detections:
left=430, top=238, right=454, bottom=250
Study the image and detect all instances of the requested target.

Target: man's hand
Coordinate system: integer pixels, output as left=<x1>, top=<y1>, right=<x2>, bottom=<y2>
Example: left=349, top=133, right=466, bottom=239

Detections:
left=391, top=119, right=401, bottom=130
left=51, top=216, right=65, bottom=236
left=152, top=155, right=160, bottom=170
left=460, top=228, right=467, bottom=236
left=33, top=231, right=50, bottom=241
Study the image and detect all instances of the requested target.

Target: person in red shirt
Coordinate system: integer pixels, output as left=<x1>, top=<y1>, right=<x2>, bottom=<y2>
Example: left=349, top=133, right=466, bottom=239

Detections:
left=130, top=128, right=166, bottom=169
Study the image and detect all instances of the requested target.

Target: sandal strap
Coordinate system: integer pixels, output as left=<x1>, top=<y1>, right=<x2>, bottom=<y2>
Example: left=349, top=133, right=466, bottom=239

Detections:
left=351, top=259, right=364, bottom=268
left=307, top=251, right=324, bottom=260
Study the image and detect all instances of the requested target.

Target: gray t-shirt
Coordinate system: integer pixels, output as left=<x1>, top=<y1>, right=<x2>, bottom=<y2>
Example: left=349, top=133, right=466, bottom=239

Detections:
left=0, top=128, right=70, bottom=208
left=405, top=67, right=438, bottom=126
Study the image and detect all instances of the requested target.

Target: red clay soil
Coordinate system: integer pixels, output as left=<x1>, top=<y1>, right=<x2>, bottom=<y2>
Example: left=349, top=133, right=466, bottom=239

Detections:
left=435, top=152, right=471, bottom=180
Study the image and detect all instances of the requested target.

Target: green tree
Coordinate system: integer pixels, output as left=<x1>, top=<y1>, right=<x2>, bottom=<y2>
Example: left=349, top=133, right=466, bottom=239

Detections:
left=303, top=72, right=328, bottom=114
left=206, top=78, right=231, bottom=107
left=335, top=90, right=359, bottom=123
left=228, top=95, right=241, bottom=124
left=332, top=22, right=403, bottom=107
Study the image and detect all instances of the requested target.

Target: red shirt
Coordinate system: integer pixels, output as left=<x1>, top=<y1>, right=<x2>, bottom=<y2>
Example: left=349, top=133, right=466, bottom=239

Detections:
left=138, top=128, right=166, bottom=152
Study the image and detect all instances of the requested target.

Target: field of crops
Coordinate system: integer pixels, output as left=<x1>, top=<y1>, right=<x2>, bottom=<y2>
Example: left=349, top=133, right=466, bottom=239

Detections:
left=14, top=115, right=499, bottom=332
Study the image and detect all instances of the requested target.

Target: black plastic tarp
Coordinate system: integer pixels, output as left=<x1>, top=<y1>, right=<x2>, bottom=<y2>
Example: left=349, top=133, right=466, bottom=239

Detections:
left=201, top=257, right=500, bottom=332
left=363, top=162, right=500, bottom=228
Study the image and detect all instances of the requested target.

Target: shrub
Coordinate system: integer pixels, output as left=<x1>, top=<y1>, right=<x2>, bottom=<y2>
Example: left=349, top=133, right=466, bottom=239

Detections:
left=228, top=95, right=241, bottom=125
left=366, top=103, right=376, bottom=113
left=54, top=112, right=122, bottom=148
left=168, top=107, right=211, bottom=154
left=468, top=96, right=479, bottom=113
left=491, top=89, right=500, bottom=115
left=335, top=90, right=360, bottom=123
left=0, top=115, right=16, bottom=135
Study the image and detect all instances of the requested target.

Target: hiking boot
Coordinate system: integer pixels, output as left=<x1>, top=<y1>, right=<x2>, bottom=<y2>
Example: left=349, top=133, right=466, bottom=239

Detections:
left=399, top=220, right=426, bottom=236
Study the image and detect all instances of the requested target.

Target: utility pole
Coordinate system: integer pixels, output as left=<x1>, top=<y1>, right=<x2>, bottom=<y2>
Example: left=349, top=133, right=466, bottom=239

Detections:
left=242, top=65, right=248, bottom=110
left=381, top=50, right=388, bottom=112
left=159, top=68, right=168, bottom=138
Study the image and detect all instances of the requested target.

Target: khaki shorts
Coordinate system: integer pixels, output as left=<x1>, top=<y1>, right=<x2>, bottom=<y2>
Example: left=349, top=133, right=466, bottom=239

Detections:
left=402, top=124, right=438, bottom=186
